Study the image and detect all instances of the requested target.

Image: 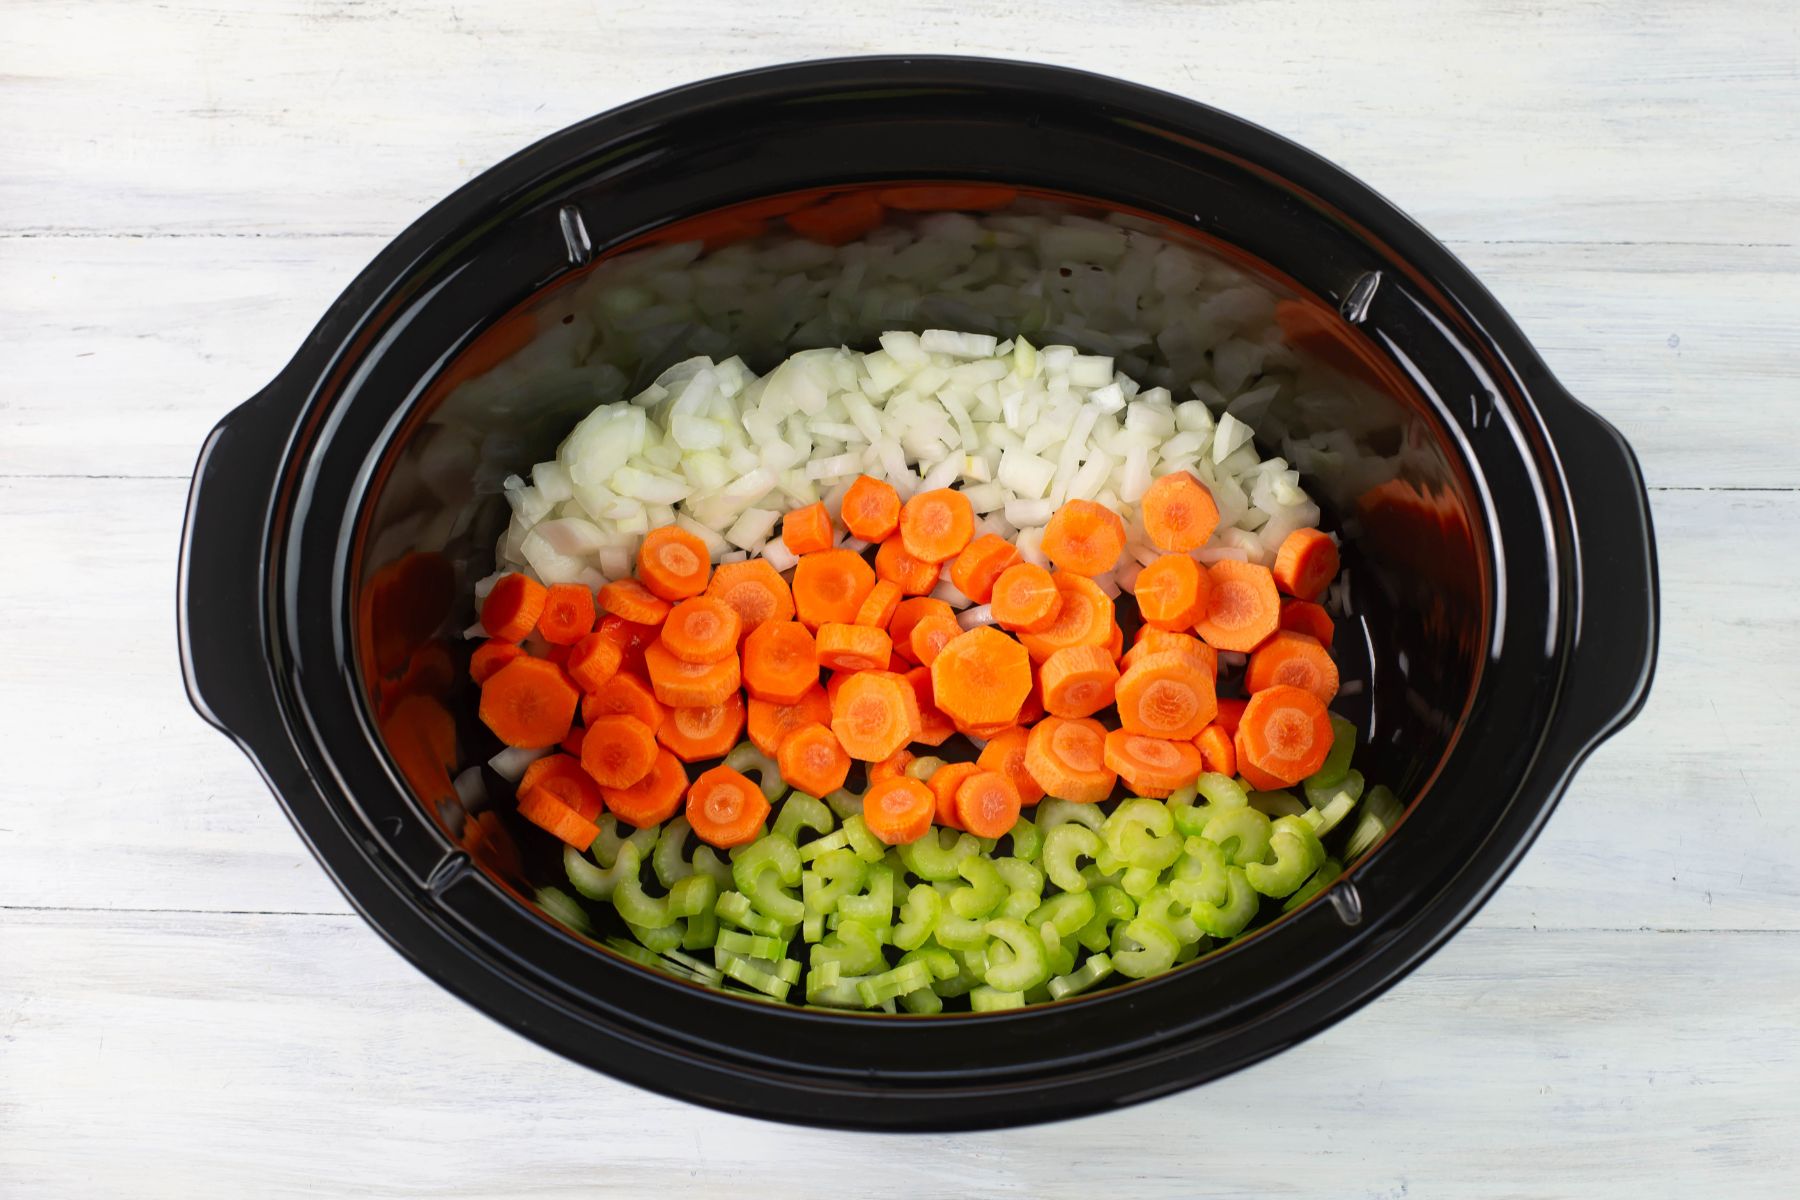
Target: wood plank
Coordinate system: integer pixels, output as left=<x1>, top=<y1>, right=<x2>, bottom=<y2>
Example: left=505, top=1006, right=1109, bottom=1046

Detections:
left=2, top=1, right=1795, bottom=246
left=4, top=234, right=1797, bottom=487
left=1, top=478, right=1792, bottom=931
left=1, top=910, right=1793, bottom=1198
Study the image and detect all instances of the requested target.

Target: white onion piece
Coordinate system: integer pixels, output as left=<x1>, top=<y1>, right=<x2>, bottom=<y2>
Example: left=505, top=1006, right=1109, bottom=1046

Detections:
left=957, top=604, right=997, bottom=630
left=453, top=766, right=488, bottom=809
left=488, top=745, right=550, bottom=782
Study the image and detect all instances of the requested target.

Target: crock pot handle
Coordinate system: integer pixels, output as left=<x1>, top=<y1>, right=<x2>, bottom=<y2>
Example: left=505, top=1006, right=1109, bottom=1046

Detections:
left=1538, top=391, right=1660, bottom=753
left=178, top=383, right=299, bottom=747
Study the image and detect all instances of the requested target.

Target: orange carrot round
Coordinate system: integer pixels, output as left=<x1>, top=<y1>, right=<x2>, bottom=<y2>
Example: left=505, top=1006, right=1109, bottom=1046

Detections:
left=930, top=626, right=1033, bottom=727
left=517, top=788, right=599, bottom=851
left=746, top=683, right=832, bottom=756
left=1123, top=627, right=1216, bottom=678
left=601, top=748, right=688, bottom=828
left=562, top=632, right=623, bottom=693
left=1192, top=560, right=1281, bottom=652
left=902, top=666, right=957, bottom=746
left=1235, top=684, right=1333, bottom=785
left=637, top=527, right=712, bottom=601
left=537, top=583, right=597, bottom=645
left=841, top=475, right=901, bottom=542
left=1017, top=574, right=1115, bottom=662
left=581, top=669, right=666, bottom=732
left=657, top=693, right=747, bottom=763
left=1038, top=644, right=1121, bottom=719
left=1103, top=730, right=1204, bottom=799
left=1195, top=724, right=1237, bottom=777
left=780, top=501, right=834, bottom=556
left=685, top=765, right=771, bottom=848
left=643, top=639, right=741, bottom=707
left=1115, top=649, right=1218, bottom=741
left=481, top=573, right=547, bottom=643
left=469, top=640, right=525, bottom=685
left=907, top=610, right=964, bottom=666
left=659, top=596, right=742, bottom=663
left=1141, top=471, right=1220, bottom=552
left=830, top=670, right=921, bottom=762
left=990, top=563, right=1062, bottom=633
left=1214, top=697, right=1248, bottom=737
left=1040, top=500, right=1126, bottom=575
left=1273, top=527, right=1341, bottom=601
left=579, top=713, right=658, bottom=788
left=478, top=656, right=579, bottom=748
left=742, top=621, right=819, bottom=705
left=954, top=770, right=1023, bottom=839
left=594, top=613, right=660, bottom=673
left=889, top=597, right=954, bottom=662
left=1279, top=598, right=1336, bottom=647
left=792, top=548, right=877, bottom=629
left=978, top=726, right=1044, bottom=806
left=816, top=622, right=893, bottom=672
left=598, top=578, right=672, bottom=626
left=855, top=579, right=903, bottom=628
left=928, top=761, right=982, bottom=830
left=1023, top=716, right=1117, bottom=804
left=1134, top=553, right=1211, bottom=630
left=950, top=534, right=1021, bottom=605
left=1246, top=630, right=1341, bottom=705
left=868, top=747, right=916, bottom=786
left=862, top=777, right=936, bottom=845
left=518, top=753, right=605, bottom=822
left=875, top=536, right=942, bottom=595
left=776, top=722, right=852, bottom=797
left=898, top=487, right=975, bottom=563
left=705, top=559, right=795, bottom=638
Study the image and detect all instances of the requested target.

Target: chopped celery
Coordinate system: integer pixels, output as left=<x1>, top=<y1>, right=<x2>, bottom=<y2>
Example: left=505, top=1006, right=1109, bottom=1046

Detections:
left=897, top=828, right=982, bottom=881
left=1048, top=951, right=1114, bottom=999
left=661, top=947, right=725, bottom=984
left=1076, top=884, right=1136, bottom=953
left=1028, top=891, right=1096, bottom=939
left=714, top=890, right=790, bottom=937
left=773, top=792, right=835, bottom=843
left=1079, top=862, right=1124, bottom=890
left=1036, top=797, right=1106, bottom=832
left=1168, top=835, right=1229, bottom=909
left=1246, top=815, right=1327, bottom=898
left=904, top=756, right=947, bottom=781
left=838, top=861, right=896, bottom=924
left=1283, top=857, right=1344, bottom=912
left=932, top=947, right=988, bottom=997
left=720, top=954, right=795, bottom=1001
left=691, top=845, right=734, bottom=891
left=565, top=842, right=638, bottom=901
left=970, top=985, right=1027, bottom=1012
left=716, top=928, right=789, bottom=961
left=995, top=857, right=1045, bottom=915
left=933, top=914, right=992, bottom=952
left=626, top=919, right=683, bottom=954
left=1005, top=814, right=1044, bottom=861
left=857, top=960, right=933, bottom=1007
left=950, top=856, right=1008, bottom=919
left=1038, top=923, right=1075, bottom=976
left=1301, top=792, right=1358, bottom=840
left=725, top=743, right=787, bottom=800
left=983, top=918, right=1051, bottom=991
left=1103, top=798, right=1183, bottom=874
left=732, top=835, right=804, bottom=924
left=535, top=886, right=591, bottom=934
left=592, top=815, right=661, bottom=869
left=613, top=856, right=676, bottom=929
left=1043, top=824, right=1104, bottom=892
left=1249, top=790, right=1308, bottom=818
left=899, top=986, right=943, bottom=1014
left=1306, top=767, right=1365, bottom=811
left=1111, top=917, right=1179, bottom=978
left=652, top=817, right=696, bottom=888
left=1195, top=772, right=1250, bottom=810
left=802, top=913, right=824, bottom=943
left=813, top=958, right=841, bottom=988
left=1120, top=866, right=1162, bottom=900
left=841, top=814, right=887, bottom=863
left=670, top=873, right=719, bottom=950
left=1306, top=716, right=1358, bottom=790
left=1137, top=888, right=1203, bottom=945
left=824, top=788, right=865, bottom=821
left=811, top=919, right=885, bottom=976
left=1345, top=785, right=1404, bottom=859
left=1202, top=805, right=1273, bottom=867
left=798, top=827, right=851, bottom=862
left=1187, top=865, right=1259, bottom=938
left=802, top=847, right=866, bottom=917
left=806, top=971, right=872, bottom=1008
left=893, top=883, right=946, bottom=951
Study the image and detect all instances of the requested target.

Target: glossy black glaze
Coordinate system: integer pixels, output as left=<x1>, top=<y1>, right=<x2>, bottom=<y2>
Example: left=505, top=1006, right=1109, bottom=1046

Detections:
left=178, top=58, right=1657, bottom=1129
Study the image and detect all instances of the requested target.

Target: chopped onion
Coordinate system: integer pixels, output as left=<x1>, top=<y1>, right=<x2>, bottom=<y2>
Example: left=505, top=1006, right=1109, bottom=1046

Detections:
left=488, top=745, right=550, bottom=782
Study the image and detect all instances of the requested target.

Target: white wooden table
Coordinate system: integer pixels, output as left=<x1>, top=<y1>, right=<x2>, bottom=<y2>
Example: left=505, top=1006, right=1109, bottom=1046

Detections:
left=4, top=3, right=1796, bottom=1195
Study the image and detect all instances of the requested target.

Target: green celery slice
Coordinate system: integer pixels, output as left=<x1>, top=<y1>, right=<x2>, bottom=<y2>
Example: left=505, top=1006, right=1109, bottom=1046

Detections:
left=1246, top=815, right=1328, bottom=897
left=773, top=792, right=835, bottom=843
left=1043, top=824, right=1104, bottom=893
left=1047, top=951, right=1114, bottom=1000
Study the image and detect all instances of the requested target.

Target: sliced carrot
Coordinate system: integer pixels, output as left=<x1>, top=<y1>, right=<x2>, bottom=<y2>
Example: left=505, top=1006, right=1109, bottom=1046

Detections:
left=1238, top=757, right=1294, bottom=793
left=1017, top=574, right=1115, bottom=662
left=480, top=573, right=547, bottom=643
left=817, top=622, right=894, bottom=672
left=907, top=610, right=964, bottom=666
left=868, top=747, right=916, bottom=786
left=1246, top=630, right=1340, bottom=705
left=1273, top=528, right=1341, bottom=601
left=1123, top=627, right=1216, bottom=677
left=950, top=534, right=1021, bottom=605
left=1195, top=724, right=1237, bottom=777
left=776, top=722, right=852, bottom=796
left=854, top=579, right=902, bottom=629
left=873, top=184, right=1019, bottom=212
left=824, top=668, right=855, bottom=710
left=898, top=487, right=975, bottom=563
left=1040, top=500, right=1126, bottom=575
left=1134, top=553, right=1211, bottom=631
left=542, top=643, right=572, bottom=667
left=537, top=583, right=597, bottom=645
left=958, top=717, right=1022, bottom=743
left=1141, top=471, right=1220, bottom=552
left=990, top=563, right=1061, bottom=633
left=518, top=753, right=604, bottom=821
left=1017, top=673, right=1045, bottom=728
left=930, top=627, right=1033, bottom=728
left=1235, top=684, right=1333, bottom=785
left=579, top=713, right=658, bottom=788
left=1039, top=644, right=1121, bottom=719
left=1115, top=649, right=1218, bottom=741
left=889, top=597, right=953, bottom=663
left=581, top=669, right=665, bottom=732
left=598, top=578, right=672, bottom=626
left=928, top=761, right=982, bottom=830
left=1103, top=730, right=1204, bottom=799
left=595, top=613, right=660, bottom=673
left=954, top=770, right=1023, bottom=839
left=705, top=559, right=795, bottom=639
left=601, top=748, right=689, bottom=829
left=746, top=684, right=831, bottom=756
left=643, top=640, right=741, bottom=707
left=657, top=693, right=747, bottom=763
left=1214, top=697, right=1248, bottom=737
left=1105, top=622, right=1124, bottom=662
left=1193, top=560, right=1281, bottom=652
left=659, top=596, right=741, bottom=663
left=978, top=726, right=1044, bottom=806
left=841, top=475, right=901, bottom=542
left=1023, top=716, right=1117, bottom=804
left=830, top=670, right=921, bottom=762
left=902, top=666, right=956, bottom=747
left=637, top=527, right=712, bottom=601
left=742, top=621, right=819, bottom=705
left=780, top=501, right=834, bottom=556
left=874, top=536, right=942, bottom=595
left=861, top=777, right=936, bottom=845
left=478, top=656, right=578, bottom=748
left=561, top=723, right=586, bottom=757
left=469, top=640, right=525, bottom=685
left=562, top=632, right=623, bottom=692
left=517, top=787, right=599, bottom=851
left=1279, top=598, right=1336, bottom=647
left=792, top=548, right=876, bottom=629
left=785, top=193, right=885, bottom=246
